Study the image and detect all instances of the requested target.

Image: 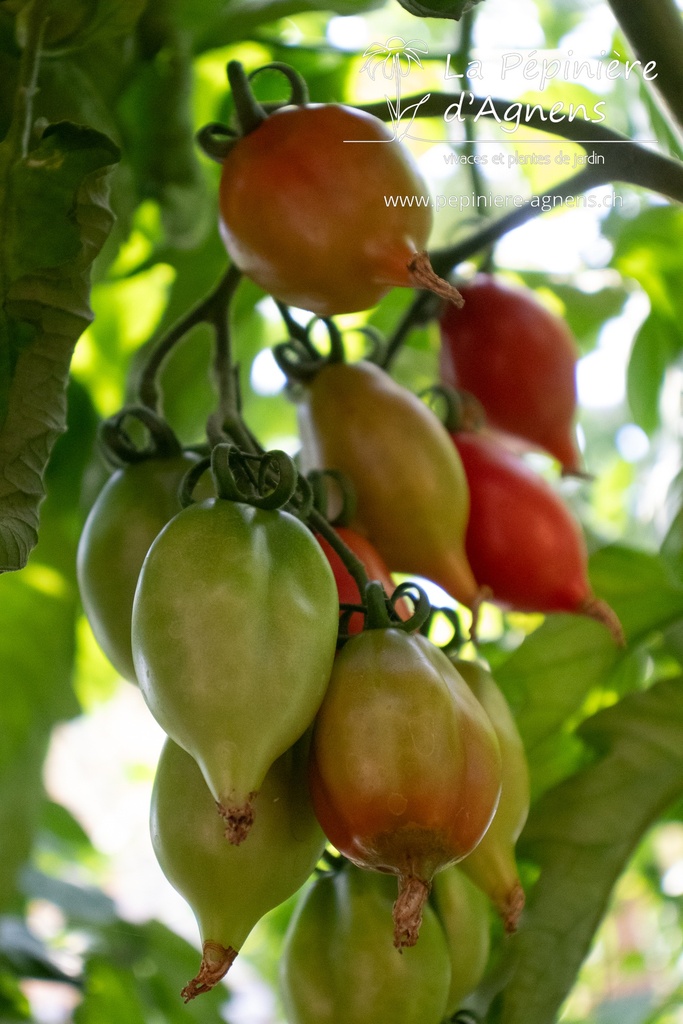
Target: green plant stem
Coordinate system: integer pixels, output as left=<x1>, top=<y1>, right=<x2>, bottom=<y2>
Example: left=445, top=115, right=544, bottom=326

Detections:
left=138, top=264, right=241, bottom=413
left=307, top=507, right=370, bottom=603
left=359, top=92, right=683, bottom=203
left=607, top=0, right=683, bottom=135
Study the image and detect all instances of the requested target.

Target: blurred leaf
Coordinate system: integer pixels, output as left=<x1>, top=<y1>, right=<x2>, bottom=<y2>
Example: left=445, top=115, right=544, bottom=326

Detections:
left=626, top=312, right=680, bottom=434
left=0, top=384, right=97, bottom=910
left=16, top=0, right=145, bottom=54
left=22, top=869, right=116, bottom=927
left=502, top=677, right=683, bottom=1024
left=588, top=546, right=683, bottom=644
left=0, top=916, right=77, bottom=985
left=76, top=920, right=229, bottom=1023
left=0, top=120, right=118, bottom=569
left=117, top=28, right=209, bottom=250
left=393, top=0, right=483, bottom=19
left=495, top=616, right=619, bottom=755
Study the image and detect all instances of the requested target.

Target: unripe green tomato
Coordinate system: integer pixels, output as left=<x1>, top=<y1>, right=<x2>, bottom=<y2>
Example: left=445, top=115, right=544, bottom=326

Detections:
left=280, top=865, right=451, bottom=1024
left=454, top=658, right=530, bottom=933
left=133, top=497, right=339, bottom=842
left=432, top=866, right=490, bottom=1016
left=152, top=738, right=324, bottom=1000
left=77, top=453, right=210, bottom=682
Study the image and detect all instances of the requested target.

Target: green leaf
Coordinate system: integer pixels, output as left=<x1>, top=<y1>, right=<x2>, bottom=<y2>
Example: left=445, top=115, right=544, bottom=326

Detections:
left=495, top=616, right=619, bottom=755
left=75, top=920, right=229, bottom=1023
left=502, top=677, right=683, bottom=1024
left=0, top=121, right=119, bottom=570
left=117, top=28, right=208, bottom=250
left=394, top=0, right=483, bottom=19
left=0, top=386, right=97, bottom=910
left=0, top=915, right=77, bottom=984
left=588, top=545, right=683, bottom=644
left=626, top=312, right=680, bottom=434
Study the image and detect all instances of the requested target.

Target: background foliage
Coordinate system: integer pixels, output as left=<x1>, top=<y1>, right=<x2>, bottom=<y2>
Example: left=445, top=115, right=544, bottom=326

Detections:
left=1, top=0, right=683, bottom=1021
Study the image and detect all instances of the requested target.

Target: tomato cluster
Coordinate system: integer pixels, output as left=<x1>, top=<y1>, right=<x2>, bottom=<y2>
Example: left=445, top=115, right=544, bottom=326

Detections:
left=76, top=62, right=623, bottom=1021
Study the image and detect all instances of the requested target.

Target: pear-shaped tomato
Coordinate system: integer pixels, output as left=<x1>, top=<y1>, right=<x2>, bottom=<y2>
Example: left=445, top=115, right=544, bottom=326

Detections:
left=440, top=275, right=581, bottom=472
left=432, top=866, right=490, bottom=1016
left=77, top=453, right=210, bottom=682
left=133, top=497, right=338, bottom=843
left=309, top=629, right=501, bottom=947
left=219, top=104, right=435, bottom=317
left=281, top=865, right=451, bottom=1024
left=299, top=361, right=478, bottom=608
left=453, top=432, right=623, bottom=642
left=151, top=739, right=324, bottom=1000
left=452, top=659, right=529, bottom=933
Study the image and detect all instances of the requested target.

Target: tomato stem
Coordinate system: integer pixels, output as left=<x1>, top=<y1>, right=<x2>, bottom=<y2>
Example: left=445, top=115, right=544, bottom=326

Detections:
left=138, top=265, right=242, bottom=414
left=307, top=508, right=371, bottom=605
left=227, top=61, right=267, bottom=136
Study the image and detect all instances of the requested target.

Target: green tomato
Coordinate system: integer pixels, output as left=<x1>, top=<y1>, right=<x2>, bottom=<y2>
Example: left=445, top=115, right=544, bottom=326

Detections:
left=133, top=497, right=339, bottom=843
left=432, top=866, right=490, bottom=1016
left=454, top=658, right=530, bottom=933
left=151, top=738, right=324, bottom=1001
left=77, top=454, right=208, bottom=682
left=281, top=864, right=451, bottom=1024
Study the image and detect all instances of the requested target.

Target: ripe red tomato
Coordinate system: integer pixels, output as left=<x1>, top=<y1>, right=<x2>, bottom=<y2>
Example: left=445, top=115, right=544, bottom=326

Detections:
left=440, top=276, right=581, bottom=472
left=452, top=431, right=623, bottom=642
left=218, top=104, right=433, bottom=316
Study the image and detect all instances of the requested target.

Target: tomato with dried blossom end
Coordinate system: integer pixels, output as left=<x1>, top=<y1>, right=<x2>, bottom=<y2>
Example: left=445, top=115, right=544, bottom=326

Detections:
left=309, top=628, right=502, bottom=948
left=133, top=497, right=339, bottom=844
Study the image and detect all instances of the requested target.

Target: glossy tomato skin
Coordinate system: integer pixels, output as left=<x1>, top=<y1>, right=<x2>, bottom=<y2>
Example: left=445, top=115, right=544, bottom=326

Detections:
left=453, top=431, right=589, bottom=612
left=152, top=738, right=324, bottom=998
left=133, top=498, right=339, bottom=829
left=77, top=453, right=210, bottom=682
left=309, top=629, right=502, bottom=880
left=281, top=865, right=451, bottom=1024
left=315, top=527, right=398, bottom=635
left=300, top=361, right=478, bottom=608
left=432, top=866, right=490, bottom=1017
left=440, top=276, right=580, bottom=472
left=453, top=658, right=529, bottom=933
left=219, top=105, right=432, bottom=316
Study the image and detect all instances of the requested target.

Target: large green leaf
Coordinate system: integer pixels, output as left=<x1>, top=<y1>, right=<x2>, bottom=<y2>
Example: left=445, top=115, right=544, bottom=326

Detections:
left=588, top=545, right=683, bottom=644
left=0, top=383, right=97, bottom=911
left=0, top=121, right=118, bottom=569
left=501, top=677, right=683, bottom=1024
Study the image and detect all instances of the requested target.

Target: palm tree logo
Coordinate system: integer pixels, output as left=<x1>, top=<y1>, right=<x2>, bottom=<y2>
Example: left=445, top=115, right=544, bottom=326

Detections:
left=360, top=36, right=431, bottom=141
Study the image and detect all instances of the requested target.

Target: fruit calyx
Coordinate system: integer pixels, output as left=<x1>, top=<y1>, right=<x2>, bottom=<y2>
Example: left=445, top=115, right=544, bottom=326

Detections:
left=197, top=60, right=309, bottom=162
left=181, top=941, right=238, bottom=1002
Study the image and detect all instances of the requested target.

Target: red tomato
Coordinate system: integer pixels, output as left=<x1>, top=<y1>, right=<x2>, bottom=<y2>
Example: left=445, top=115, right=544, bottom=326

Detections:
left=453, top=432, right=622, bottom=642
left=218, top=104, right=434, bottom=316
left=440, top=276, right=581, bottom=472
